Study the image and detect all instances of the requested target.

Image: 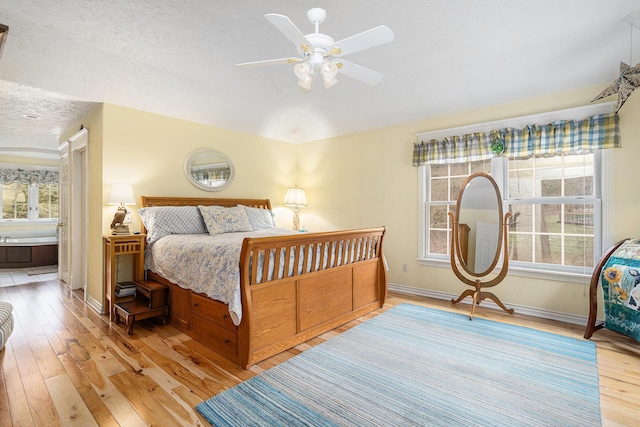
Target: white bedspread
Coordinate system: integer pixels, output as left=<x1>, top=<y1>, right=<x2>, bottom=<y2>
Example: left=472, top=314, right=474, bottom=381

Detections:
left=146, top=228, right=296, bottom=326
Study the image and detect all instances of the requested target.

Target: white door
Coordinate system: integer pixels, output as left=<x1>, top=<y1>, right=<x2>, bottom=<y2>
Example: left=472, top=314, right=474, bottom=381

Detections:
left=474, top=221, right=500, bottom=273
left=58, top=142, right=70, bottom=284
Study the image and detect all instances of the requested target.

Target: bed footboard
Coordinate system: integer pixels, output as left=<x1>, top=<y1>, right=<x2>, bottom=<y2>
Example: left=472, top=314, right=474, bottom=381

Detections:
left=238, top=227, right=387, bottom=368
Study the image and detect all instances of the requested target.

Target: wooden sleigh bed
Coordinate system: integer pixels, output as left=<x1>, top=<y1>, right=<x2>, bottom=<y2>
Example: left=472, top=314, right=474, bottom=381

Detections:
left=140, top=196, right=388, bottom=369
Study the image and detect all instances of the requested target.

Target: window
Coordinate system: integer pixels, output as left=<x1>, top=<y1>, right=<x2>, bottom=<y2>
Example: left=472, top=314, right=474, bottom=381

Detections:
left=424, top=160, right=492, bottom=259
left=419, top=151, right=607, bottom=280
left=1, top=182, right=59, bottom=221
left=506, top=153, right=597, bottom=272
left=416, top=104, right=617, bottom=281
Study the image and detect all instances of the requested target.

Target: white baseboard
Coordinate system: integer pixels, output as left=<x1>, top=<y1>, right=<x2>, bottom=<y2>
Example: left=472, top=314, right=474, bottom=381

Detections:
left=84, top=294, right=104, bottom=315
left=388, top=283, right=590, bottom=326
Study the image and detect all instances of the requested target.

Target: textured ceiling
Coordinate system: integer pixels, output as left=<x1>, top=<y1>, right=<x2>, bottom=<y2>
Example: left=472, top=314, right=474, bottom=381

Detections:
left=1, top=0, right=639, bottom=159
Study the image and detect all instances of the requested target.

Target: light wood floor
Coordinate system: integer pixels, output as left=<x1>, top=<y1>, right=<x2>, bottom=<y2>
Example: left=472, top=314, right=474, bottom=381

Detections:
left=0, top=280, right=638, bottom=426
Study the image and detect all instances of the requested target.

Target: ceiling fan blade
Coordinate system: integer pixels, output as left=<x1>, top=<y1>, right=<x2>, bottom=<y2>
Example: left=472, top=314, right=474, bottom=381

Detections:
left=331, top=25, right=394, bottom=57
left=265, top=13, right=311, bottom=51
left=337, top=59, right=385, bottom=85
left=236, top=57, right=304, bottom=68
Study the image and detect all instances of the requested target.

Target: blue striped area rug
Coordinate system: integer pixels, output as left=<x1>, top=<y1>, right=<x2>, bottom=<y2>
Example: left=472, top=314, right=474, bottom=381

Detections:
left=197, top=303, right=601, bottom=426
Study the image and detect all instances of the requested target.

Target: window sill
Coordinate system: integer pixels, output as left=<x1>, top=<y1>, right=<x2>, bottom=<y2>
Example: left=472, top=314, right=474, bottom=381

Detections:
left=417, top=258, right=592, bottom=284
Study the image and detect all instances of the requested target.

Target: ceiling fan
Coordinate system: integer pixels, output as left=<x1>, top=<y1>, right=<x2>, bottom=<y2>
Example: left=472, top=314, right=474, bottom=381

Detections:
left=236, top=8, right=394, bottom=90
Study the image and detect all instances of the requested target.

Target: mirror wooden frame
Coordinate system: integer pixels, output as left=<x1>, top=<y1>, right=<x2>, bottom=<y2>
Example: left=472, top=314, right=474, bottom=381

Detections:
left=184, top=148, right=235, bottom=192
left=448, top=172, right=514, bottom=319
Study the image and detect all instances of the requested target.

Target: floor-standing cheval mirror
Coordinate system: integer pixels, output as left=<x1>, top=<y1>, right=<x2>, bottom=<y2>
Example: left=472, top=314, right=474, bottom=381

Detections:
left=449, top=172, right=514, bottom=320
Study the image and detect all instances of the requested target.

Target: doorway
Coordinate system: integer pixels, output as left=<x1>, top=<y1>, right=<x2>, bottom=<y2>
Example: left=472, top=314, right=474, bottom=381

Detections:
left=60, top=128, right=89, bottom=294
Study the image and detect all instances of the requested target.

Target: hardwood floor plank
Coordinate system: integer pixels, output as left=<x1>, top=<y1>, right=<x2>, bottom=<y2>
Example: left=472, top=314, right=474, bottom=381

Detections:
left=1, top=341, right=33, bottom=426
left=77, top=357, right=147, bottom=427
left=0, top=351, right=12, bottom=426
left=136, top=335, right=231, bottom=399
left=45, top=374, right=98, bottom=426
left=21, top=372, right=60, bottom=426
left=57, top=353, right=119, bottom=427
left=109, top=370, right=190, bottom=427
left=1, top=280, right=639, bottom=426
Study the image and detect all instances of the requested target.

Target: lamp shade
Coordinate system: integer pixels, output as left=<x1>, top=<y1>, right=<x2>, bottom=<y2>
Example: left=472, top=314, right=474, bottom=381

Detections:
left=107, top=183, right=136, bottom=206
left=284, top=186, right=307, bottom=208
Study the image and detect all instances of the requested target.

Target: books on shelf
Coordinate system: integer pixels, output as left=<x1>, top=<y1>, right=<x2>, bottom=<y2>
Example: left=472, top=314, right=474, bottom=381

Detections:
left=115, top=281, right=136, bottom=297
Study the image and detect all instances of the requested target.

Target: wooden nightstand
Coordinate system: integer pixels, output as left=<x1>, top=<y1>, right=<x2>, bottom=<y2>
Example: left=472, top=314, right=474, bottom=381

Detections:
left=103, top=234, right=146, bottom=320
left=114, top=280, right=169, bottom=335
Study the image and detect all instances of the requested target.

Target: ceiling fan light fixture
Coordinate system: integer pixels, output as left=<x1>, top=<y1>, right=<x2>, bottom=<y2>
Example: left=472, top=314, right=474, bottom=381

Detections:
left=294, top=61, right=312, bottom=80
left=321, top=61, right=338, bottom=79
left=298, top=73, right=314, bottom=90
left=322, top=75, right=337, bottom=89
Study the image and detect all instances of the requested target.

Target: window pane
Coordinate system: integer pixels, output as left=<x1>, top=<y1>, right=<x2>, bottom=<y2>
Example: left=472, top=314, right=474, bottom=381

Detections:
left=2, top=183, right=29, bottom=219
left=535, top=234, right=561, bottom=265
left=429, top=230, right=448, bottom=255
left=564, top=236, right=594, bottom=268
left=450, top=163, right=468, bottom=176
left=535, top=204, right=560, bottom=234
left=430, top=205, right=449, bottom=229
left=565, top=175, right=593, bottom=197
left=564, top=203, right=594, bottom=234
left=508, top=169, right=534, bottom=198
left=510, top=157, right=533, bottom=170
left=38, top=183, right=59, bottom=219
left=431, top=164, right=449, bottom=178
left=430, top=178, right=449, bottom=201
left=541, top=177, right=562, bottom=197
left=470, top=159, right=492, bottom=174
left=508, top=205, right=532, bottom=233
left=450, top=177, right=466, bottom=201
left=509, top=234, right=532, bottom=262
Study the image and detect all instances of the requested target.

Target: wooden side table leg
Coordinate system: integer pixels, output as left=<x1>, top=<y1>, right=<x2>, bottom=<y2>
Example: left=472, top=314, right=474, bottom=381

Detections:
left=126, top=315, right=135, bottom=335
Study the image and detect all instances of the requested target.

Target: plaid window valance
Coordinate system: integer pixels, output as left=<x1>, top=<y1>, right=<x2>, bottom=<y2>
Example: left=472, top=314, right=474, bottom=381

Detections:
left=412, top=112, right=620, bottom=166
left=0, top=168, right=59, bottom=185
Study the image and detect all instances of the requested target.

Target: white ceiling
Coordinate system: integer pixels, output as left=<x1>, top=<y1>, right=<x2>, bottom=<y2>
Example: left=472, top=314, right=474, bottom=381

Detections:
left=1, top=1, right=639, bottom=159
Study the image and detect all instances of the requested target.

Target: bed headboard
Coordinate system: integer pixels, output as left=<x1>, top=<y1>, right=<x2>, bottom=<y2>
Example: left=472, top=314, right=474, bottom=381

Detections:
left=140, top=196, right=271, bottom=210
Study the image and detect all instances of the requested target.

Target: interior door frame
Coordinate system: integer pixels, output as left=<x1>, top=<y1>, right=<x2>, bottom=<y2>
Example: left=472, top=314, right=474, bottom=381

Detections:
left=57, top=141, right=70, bottom=284
left=67, top=128, right=89, bottom=293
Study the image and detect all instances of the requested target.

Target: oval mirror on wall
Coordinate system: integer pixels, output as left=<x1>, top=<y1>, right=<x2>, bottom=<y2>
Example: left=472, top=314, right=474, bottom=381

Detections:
left=184, top=148, right=235, bottom=191
left=456, top=174, right=503, bottom=276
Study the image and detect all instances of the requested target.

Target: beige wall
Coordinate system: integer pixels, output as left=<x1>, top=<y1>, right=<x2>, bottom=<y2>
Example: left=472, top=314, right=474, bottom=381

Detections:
left=82, top=104, right=297, bottom=309
left=63, top=85, right=639, bottom=319
left=297, top=85, right=640, bottom=318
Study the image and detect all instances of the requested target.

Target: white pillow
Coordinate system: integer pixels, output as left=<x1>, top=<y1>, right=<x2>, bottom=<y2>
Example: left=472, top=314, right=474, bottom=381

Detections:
left=198, top=205, right=253, bottom=235
left=238, top=204, right=276, bottom=230
left=138, top=206, right=207, bottom=244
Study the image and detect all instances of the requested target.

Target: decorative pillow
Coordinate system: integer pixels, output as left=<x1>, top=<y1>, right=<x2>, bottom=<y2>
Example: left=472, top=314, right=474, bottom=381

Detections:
left=238, top=204, right=276, bottom=230
left=137, top=206, right=207, bottom=244
left=198, top=205, right=253, bottom=235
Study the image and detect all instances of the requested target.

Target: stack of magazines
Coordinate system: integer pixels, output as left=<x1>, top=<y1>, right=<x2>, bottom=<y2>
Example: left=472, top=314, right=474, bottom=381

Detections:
left=115, top=281, right=136, bottom=297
